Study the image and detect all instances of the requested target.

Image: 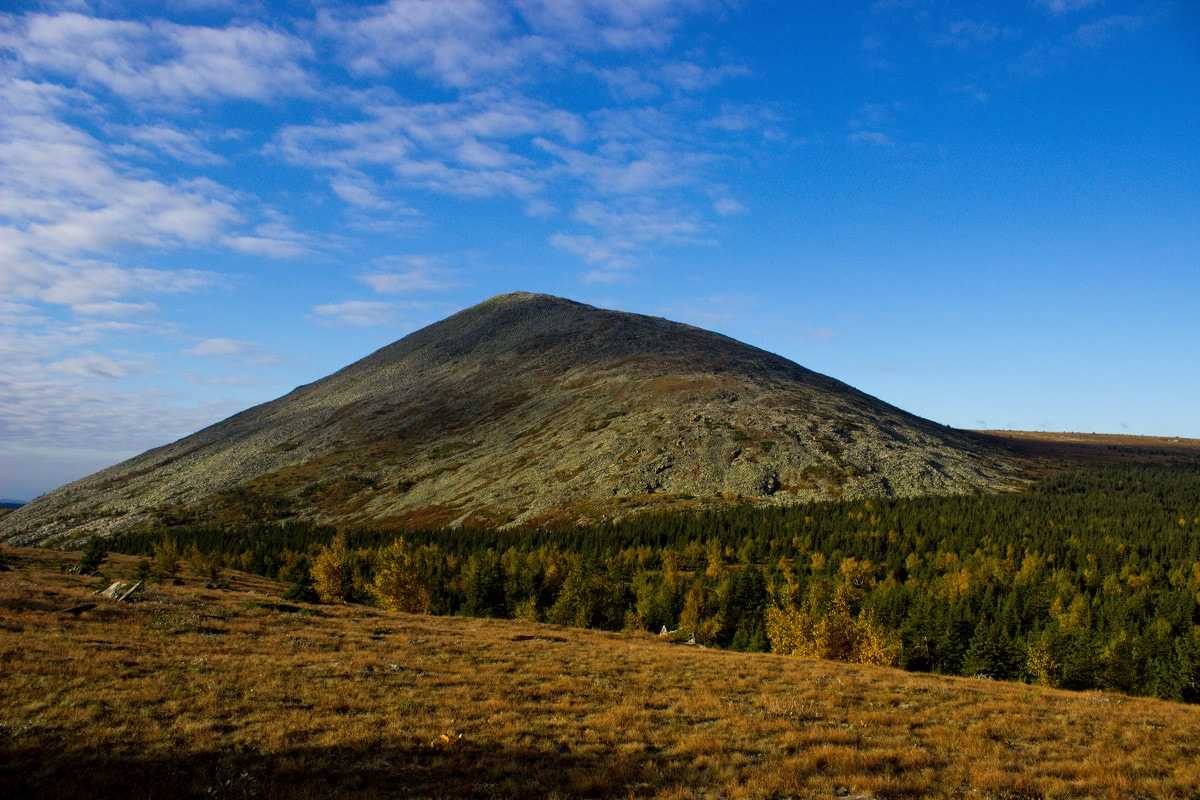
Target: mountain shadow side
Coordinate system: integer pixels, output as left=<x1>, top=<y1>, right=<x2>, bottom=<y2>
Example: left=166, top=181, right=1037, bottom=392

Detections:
left=1, top=292, right=1023, bottom=545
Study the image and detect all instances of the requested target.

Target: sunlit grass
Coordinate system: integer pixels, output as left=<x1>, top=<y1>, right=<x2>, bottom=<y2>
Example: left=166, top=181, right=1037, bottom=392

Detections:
left=2, top=545, right=1198, bottom=799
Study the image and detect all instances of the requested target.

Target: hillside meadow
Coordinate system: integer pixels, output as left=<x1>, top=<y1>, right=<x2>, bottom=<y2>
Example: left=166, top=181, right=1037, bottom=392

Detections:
left=2, top=546, right=1199, bottom=799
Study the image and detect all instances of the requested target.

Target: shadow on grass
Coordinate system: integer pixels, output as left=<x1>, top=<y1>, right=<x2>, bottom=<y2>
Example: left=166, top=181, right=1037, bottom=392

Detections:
left=1, top=739, right=680, bottom=799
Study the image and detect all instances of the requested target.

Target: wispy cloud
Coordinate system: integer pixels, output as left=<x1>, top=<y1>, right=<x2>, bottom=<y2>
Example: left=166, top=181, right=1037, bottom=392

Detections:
left=656, top=61, right=750, bottom=92
left=849, top=130, right=894, bottom=146
left=183, top=337, right=253, bottom=357
left=312, top=300, right=397, bottom=327
left=550, top=200, right=706, bottom=282
left=1073, top=14, right=1144, bottom=48
left=275, top=90, right=580, bottom=201
left=317, top=0, right=550, bottom=86
left=847, top=102, right=901, bottom=147
left=48, top=352, right=139, bottom=379
left=358, top=255, right=459, bottom=294
left=317, top=0, right=713, bottom=88
left=0, top=12, right=312, bottom=102
left=1033, top=0, right=1100, bottom=15
left=114, top=124, right=225, bottom=165
left=712, top=196, right=747, bottom=216
left=1013, top=12, right=1147, bottom=76
left=931, top=20, right=1017, bottom=50
left=71, top=301, right=158, bottom=317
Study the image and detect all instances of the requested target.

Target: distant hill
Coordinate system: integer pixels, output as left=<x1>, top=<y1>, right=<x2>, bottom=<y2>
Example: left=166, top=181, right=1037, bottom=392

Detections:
left=0, top=501, right=22, bottom=510
left=1, top=292, right=1022, bottom=545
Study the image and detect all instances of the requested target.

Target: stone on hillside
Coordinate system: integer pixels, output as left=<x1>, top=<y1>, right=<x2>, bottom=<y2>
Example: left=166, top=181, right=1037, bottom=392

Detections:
left=95, top=580, right=143, bottom=602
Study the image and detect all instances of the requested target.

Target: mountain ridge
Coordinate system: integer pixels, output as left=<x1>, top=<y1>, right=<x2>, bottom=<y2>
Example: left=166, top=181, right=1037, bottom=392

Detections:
left=1, top=292, right=1022, bottom=545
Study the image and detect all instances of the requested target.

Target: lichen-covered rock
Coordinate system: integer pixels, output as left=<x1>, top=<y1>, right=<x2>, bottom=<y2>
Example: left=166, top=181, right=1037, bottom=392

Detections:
left=95, top=580, right=142, bottom=601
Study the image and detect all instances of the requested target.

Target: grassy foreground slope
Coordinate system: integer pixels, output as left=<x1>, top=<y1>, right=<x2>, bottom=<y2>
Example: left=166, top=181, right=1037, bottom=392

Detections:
left=2, top=548, right=1199, bottom=800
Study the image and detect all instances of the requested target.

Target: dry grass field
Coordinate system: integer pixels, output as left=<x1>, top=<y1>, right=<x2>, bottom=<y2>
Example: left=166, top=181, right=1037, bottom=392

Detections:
left=977, top=430, right=1200, bottom=468
left=2, top=546, right=1199, bottom=800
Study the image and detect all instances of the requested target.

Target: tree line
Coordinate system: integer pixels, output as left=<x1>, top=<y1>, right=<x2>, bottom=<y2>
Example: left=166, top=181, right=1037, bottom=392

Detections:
left=104, top=463, right=1200, bottom=702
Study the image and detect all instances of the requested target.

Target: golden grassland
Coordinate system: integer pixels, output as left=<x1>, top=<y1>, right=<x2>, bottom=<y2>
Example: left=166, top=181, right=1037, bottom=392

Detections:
left=2, top=547, right=1199, bottom=800
left=976, top=430, right=1200, bottom=467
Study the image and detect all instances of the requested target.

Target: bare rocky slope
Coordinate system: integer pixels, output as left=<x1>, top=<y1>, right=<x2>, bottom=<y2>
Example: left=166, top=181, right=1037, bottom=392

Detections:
left=2, top=292, right=1023, bottom=545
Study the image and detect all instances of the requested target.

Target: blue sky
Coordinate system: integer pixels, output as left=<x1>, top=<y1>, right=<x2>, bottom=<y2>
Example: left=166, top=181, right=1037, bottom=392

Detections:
left=1, top=0, right=1197, bottom=501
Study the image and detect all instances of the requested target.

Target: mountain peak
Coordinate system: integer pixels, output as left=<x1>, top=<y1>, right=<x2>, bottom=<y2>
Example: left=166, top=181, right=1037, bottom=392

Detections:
left=478, top=290, right=568, bottom=305
left=1, top=294, right=1020, bottom=545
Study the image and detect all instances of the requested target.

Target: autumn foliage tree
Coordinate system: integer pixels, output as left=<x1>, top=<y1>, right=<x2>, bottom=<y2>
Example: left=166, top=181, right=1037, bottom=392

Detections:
left=152, top=536, right=180, bottom=581
left=370, top=538, right=432, bottom=613
left=312, top=533, right=352, bottom=603
left=766, top=559, right=901, bottom=666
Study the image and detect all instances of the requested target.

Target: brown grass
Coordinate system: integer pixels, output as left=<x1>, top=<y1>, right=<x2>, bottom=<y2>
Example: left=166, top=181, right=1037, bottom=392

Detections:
left=2, top=546, right=1199, bottom=799
left=976, top=429, right=1200, bottom=468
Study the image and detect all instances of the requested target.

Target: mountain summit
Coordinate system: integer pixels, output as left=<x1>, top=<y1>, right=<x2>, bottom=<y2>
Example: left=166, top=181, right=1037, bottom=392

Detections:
left=2, top=293, right=1019, bottom=544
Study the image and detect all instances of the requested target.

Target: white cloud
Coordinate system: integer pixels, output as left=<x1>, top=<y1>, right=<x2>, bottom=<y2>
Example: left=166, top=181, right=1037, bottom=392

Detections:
left=222, top=235, right=308, bottom=258
left=550, top=232, right=636, bottom=269
left=0, top=77, right=245, bottom=315
left=712, top=196, right=747, bottom=216
left=932, top=20, right=1015, bottom=50
left=0, top=12, right=312, bottom=102
left=317, top=0, right=713, bottom=88
left=657, top=61, right=750, bottom=91
left=274, top=6, right=768, bottom=286
left=48, top=352, right=137, bottom=379
left=550, top=200, right=704, bottom=278
left=704, top=103, right=787, bottom=141
left=515, top=0, right=709, bottom=51
left=1073, top=15, right=1143, bottom=48
left=1013, top=11, right=1146, bottom=76
left=275, top=90, right=581, bottom=201
left=1034, top=0, right=1099, bottom=14
left=330, top=173, right=394, bottom=210
left=587, top=60, right=748, bottom=99
left=573, top=201, right=702, bottom=243
left=359, top=256, right=458, bottom=294
left=183, top=337, right=253, bottom=357
left=0, top=360, right=242, bottom=462
left=312, top=300, right=397, bottom=326
left=116, top=124, right=224, bottom=165
left=586, top=66, right=661, bottom=100
left=71, top=301, right=157, bottom=317
left=950, top=83, right=991, bottom=103
left=221, top=213, right=319, bottom=259
left=534, top=136, right=692, bottom=195
left=318, top=0, right=554, bottom=86
left=849, top=130, right=894, bottom=146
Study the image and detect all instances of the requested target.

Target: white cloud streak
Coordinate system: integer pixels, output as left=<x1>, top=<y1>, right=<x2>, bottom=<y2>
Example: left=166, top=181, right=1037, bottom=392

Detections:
left=312, top=300, right=397, bottom=326
left=0, top=12, right=312, bottom=102
left=1034, top=0, right=1099, bottom=15
left=184, top=338, right=253, bottom=357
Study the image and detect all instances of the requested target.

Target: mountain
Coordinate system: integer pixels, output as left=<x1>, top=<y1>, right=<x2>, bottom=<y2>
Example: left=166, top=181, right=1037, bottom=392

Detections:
left=1, top=292, right=1021, bottom=545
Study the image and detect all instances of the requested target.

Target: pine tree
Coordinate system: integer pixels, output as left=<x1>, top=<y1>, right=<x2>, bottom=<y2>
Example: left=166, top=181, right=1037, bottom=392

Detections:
left=78, top=537, right=107, bottom=575
left=151, top=536, right=180, bottom=582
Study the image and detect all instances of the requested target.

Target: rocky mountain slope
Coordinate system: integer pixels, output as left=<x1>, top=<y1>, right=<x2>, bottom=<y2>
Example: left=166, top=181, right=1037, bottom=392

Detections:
left=1, top=292, right=1022, bottom=545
